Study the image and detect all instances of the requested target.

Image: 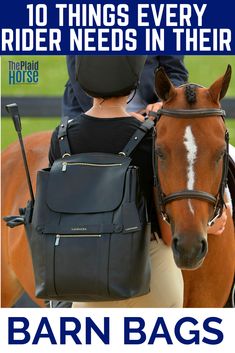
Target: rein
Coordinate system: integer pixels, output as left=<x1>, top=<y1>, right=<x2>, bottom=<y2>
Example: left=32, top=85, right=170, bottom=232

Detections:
left=149, top=108, right=230, bottom=226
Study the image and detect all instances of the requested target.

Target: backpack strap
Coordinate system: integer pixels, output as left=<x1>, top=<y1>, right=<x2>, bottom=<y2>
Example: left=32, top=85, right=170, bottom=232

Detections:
left=120, top=118, right=155, bottom=157
left=58, top=116, right=72, bottom=157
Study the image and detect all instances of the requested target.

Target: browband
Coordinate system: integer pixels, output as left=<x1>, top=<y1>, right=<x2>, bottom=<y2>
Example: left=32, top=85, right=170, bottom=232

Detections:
left=149, top=108, right=226, bottom=121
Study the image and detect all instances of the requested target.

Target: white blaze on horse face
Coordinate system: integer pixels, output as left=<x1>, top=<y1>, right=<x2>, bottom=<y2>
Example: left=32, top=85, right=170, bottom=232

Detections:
left=183, top=126, right=198, bottom=215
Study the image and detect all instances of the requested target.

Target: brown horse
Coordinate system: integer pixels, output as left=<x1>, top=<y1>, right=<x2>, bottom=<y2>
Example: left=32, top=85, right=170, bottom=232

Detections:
left=154, top=65, right=235, bottom=307
left=1, top=67, right=235, bottom=308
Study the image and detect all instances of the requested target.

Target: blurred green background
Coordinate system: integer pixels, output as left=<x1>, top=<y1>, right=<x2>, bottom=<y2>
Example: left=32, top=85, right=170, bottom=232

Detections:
left=1, top=55, right=235, bottom=150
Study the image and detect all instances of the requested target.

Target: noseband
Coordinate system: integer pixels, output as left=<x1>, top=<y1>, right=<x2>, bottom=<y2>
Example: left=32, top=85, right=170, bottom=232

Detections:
left=150, top=107, right=229, bottom=226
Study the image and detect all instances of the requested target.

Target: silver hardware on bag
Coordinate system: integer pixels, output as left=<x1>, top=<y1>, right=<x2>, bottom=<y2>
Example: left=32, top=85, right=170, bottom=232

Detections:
left=55, top=234, right=102, bottom=246
left=55, top=234, right=60, bottom=246
left=62, top=162, right=67, bottom=172
left=62, top=153, right=71, bottom=159
left=61, top=161, right=122, bottom=172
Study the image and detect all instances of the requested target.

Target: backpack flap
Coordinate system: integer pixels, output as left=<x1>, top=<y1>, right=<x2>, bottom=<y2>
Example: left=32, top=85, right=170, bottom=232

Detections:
left=46, top=153, right=131, bottom=215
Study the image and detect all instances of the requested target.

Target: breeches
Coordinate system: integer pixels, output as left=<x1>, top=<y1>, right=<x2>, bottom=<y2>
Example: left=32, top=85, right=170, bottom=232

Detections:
left=72, top=236, right=184, bottom=308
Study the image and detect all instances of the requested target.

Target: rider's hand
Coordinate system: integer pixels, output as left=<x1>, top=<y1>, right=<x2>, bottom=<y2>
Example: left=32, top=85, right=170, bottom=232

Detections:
left=146, top=101, right=163, bottom=115
left=130, top=101, right=163, bottom=122
left=207, top=206, right=229, bottom=235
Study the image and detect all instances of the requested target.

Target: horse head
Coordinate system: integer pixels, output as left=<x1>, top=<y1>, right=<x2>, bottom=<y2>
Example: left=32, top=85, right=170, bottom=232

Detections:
left=154, top=65, right=232, bottom=270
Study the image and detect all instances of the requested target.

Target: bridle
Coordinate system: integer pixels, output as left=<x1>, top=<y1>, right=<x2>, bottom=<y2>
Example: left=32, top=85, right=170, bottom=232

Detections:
left=149, top=107, right=230, bottom=226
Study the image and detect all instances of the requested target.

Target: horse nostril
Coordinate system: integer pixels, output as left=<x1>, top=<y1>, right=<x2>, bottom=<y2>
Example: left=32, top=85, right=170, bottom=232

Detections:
left=200, top=238, right=208, bottom=257
left=172, top=237, right=179, bottom=254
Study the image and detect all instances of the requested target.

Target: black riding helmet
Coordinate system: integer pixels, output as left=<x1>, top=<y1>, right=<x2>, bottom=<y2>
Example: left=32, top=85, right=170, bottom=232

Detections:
left=75, top=55, right=147, bottom=98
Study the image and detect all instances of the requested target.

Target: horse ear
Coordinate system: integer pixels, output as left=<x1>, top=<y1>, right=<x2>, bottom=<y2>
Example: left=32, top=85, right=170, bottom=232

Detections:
left=208, top=65, right=232, bottom=102
left=155, top=67, right=176, bottom=101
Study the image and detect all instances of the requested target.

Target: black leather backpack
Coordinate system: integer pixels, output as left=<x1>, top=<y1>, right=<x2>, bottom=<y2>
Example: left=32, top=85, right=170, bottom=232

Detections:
left=21, top=117, right=155, bottom=302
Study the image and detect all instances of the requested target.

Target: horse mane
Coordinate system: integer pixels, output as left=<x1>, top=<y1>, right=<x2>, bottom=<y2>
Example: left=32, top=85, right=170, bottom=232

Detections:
left=184, top=84, right=197, bottom=105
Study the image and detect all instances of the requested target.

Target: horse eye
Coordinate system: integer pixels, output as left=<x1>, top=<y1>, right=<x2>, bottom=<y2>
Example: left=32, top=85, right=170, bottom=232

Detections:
left=216, top=149, right=225, bottom=162
left=155, top=147, right=165, bottom=160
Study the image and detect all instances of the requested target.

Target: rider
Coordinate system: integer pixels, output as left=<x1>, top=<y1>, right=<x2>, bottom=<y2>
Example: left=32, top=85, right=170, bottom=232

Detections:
left=49, top=56, right=184, bottom=308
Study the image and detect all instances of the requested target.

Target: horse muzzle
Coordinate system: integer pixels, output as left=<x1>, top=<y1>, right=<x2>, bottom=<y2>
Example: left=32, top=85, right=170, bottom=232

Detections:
left=172, top=233, right=208, bottom=269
